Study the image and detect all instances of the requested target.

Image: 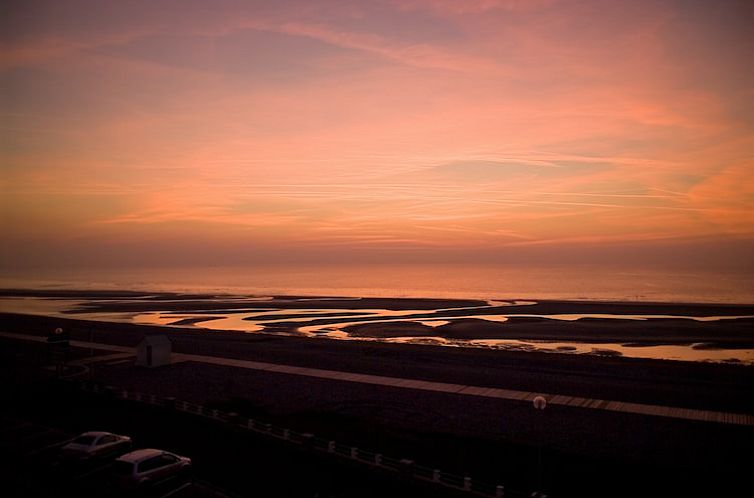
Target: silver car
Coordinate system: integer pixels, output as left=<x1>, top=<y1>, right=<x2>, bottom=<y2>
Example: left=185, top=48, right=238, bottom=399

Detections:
left=112, top=448, right=192, bottom=489
left=60, top=431, right=132, bottom=461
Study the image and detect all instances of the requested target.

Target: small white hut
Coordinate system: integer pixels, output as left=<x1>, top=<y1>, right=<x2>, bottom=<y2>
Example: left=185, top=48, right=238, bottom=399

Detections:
left=135, top=335, right=171, bottom=368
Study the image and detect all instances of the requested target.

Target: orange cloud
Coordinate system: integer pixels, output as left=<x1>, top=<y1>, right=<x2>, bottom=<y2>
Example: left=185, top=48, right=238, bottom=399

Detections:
left=2, top=0, right=752, bottom=268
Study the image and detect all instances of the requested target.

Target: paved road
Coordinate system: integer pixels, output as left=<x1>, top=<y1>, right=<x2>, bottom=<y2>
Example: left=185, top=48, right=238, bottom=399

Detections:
left=2, top=331, right=751, bottom=426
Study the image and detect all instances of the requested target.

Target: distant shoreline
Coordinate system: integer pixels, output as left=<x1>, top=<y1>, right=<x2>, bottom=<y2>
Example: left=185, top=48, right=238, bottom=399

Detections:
left=3, top=287, right=754, bottom=307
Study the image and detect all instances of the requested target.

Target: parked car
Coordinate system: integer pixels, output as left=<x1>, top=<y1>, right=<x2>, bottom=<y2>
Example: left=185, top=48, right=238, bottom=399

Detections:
left=60, top=431, right=132, bottom=461
left=111, top=449, right=192, bottom=489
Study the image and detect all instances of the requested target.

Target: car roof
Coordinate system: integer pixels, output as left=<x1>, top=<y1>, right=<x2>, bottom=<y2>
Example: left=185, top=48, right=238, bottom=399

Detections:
left=78, top=431, right=114, bottom=438
left=117, top=449, right=165, bottom=463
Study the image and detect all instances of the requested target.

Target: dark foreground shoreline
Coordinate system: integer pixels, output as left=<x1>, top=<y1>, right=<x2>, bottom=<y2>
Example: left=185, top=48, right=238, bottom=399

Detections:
left=2, top=311, right=753, bottom=413
left=2, top=311, right=753, bottom=497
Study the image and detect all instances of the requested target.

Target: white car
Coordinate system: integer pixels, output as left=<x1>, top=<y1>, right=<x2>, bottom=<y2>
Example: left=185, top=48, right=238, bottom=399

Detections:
left=112, top=448, right=192, bottom=488
left=60, top=431, right=132, bottom=461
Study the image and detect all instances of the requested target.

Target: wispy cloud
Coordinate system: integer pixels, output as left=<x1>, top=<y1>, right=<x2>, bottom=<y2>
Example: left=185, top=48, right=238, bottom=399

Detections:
left=2, top=0, right=753, bottom=266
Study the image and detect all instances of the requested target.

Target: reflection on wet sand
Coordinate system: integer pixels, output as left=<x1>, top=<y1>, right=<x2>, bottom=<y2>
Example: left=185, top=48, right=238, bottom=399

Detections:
left=467, top=339, right=754, bottom=363
left=2, top=294, right=753, bottom=364
left=126, top=305, right=754, bottom=364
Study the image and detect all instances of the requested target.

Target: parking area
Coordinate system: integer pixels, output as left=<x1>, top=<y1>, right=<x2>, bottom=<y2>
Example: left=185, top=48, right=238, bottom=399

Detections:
left=0, top=415, right=235, bottom=498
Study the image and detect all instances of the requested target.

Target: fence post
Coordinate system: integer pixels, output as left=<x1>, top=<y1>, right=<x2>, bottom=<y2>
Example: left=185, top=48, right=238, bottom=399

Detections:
left=400, top=459, right=415, bottom=475
left=300, top=433, right=314, bottom=447
left=495, top=485, right=504, bottom=497
left=464, top=477, right=472, bottom=491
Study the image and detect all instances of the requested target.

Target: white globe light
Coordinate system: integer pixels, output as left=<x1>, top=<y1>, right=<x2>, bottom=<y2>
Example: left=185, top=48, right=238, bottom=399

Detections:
left=533, top=395, right=547, bottom=410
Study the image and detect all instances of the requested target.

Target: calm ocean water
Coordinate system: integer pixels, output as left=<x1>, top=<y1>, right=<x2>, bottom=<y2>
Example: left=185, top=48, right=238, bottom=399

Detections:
left=2, top=264, right=753, bottom=304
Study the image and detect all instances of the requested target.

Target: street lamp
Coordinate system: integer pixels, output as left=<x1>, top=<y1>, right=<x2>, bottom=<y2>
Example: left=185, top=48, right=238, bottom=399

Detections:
left=48, top=327, right=67, bottom=377
left=532, top=395, right=547, bottom=498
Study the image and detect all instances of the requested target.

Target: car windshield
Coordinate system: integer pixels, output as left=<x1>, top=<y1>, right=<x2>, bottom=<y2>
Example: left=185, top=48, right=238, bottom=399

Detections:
left=72, top=435, right=97, bottom=445
left=112, top=461, right=134, bottom=475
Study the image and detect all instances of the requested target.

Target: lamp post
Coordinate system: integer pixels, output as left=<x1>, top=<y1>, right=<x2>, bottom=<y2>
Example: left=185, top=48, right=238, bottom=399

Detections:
left=89, top=325, right=94, bottom=381
left=532, top=395, right=547, bottom=498
left=48, top=327, right=68, bottom=377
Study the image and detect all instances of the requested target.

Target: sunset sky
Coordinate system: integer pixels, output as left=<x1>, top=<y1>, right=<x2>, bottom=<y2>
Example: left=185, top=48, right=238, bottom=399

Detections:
left=2, top=0, right=753, bottom=271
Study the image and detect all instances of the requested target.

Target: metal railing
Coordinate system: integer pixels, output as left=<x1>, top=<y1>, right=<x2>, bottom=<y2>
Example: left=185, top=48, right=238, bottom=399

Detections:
left=76, top=381, right=531, bottom=498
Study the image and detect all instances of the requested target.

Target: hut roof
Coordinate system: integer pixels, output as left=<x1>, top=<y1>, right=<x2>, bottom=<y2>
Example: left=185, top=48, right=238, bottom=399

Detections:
left=138, top=335, right=172, bottom=347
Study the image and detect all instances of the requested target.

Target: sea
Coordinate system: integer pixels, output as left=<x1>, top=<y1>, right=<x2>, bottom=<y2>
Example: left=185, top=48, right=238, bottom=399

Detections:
left=1, top=263, right=753, bottom=304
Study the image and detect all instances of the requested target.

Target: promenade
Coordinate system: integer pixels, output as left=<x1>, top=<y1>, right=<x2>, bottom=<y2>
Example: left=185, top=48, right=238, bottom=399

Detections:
left=2, top=331, right=751, bottom=426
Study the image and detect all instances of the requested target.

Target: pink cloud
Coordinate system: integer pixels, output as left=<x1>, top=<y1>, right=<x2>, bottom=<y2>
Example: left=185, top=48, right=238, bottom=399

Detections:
left=395, top=0, right=557, bottom=15
left=2, top=0, right=753, bottom=267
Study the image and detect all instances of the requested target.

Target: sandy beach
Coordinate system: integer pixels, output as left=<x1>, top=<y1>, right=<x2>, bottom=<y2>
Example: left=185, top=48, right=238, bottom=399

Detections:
left=2, top=289, right=753, bottom=361
left=340, top=315, right=754, bottom=347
